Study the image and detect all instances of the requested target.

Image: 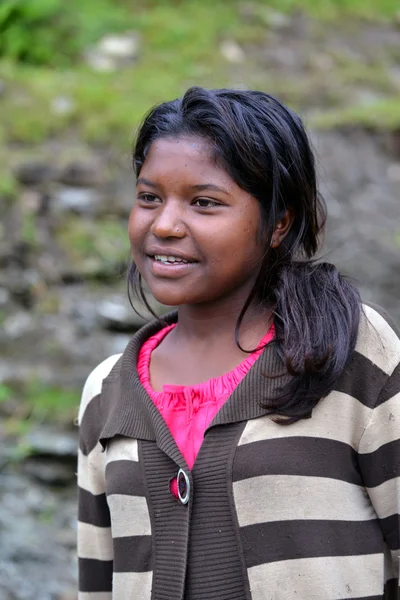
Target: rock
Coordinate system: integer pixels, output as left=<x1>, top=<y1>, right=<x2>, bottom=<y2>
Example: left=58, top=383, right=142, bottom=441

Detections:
left=4, top=269, right=42, bottom=308
left=260, top=8, right=291, bottom=29
left=352, top=89, right=385, bottom=107
left=385, top=129, right=400, bottom=158
left=13, top=163, right=57, bottom=186
left=85, top=31, right=140, bottom=71
left=311, top=53, right=335, bottom=71
left=238, top=3, right=291, bottom=29
left=20, top=189, right=42, bottom=212
left=111, top=334, right=132, bottom=355
left=56, top=527, right=77, bottom=549
left=238, top=2, right=261, bottom=23
left=51, top=96, right=75, bottom=116
left=0, top=472, right=77, bottom=599
left=389, top=66, right=400, bottom=88
left=0, top=287, right=10, bottom=307
left=58, top=162, right=102, bottom=187
left=97, top=295, right=149, bottom=331
left=98, top=32, right=140, bottom=58
left=267, top=46, right=301, bottom=69
left=57, top=589, right=78, bottom=600
left=97, top=294, right=167, bottom=332
left=52, top=187, right=101, bottom=214
left=23, top=459, right=76, bottom=486
left=84, top=51, right=116, bottom=72
left=23, top=427, right=78, bottom=459
left=220, top=40, right=246, bottom=64
left=71, top=299, right=99, bottom=335
left=3, top=312, right=35, bottom=339
left=387, top=163, right=400, bottom=182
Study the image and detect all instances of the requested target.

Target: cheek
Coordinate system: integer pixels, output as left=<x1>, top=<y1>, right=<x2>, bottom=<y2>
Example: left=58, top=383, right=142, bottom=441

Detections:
left=128, top=206, right=146, bottom=250
left=127, top=213, right=136, bottom=252
left=226, top=216, right=263, bottom=261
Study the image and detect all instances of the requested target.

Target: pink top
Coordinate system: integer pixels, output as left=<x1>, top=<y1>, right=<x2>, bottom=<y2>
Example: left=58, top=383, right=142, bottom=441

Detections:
left=137, top=322, right=275, bottom=471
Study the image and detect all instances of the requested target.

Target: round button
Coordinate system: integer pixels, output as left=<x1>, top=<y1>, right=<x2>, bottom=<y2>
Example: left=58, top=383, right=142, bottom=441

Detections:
left=177, top=468, right=190, bottom=505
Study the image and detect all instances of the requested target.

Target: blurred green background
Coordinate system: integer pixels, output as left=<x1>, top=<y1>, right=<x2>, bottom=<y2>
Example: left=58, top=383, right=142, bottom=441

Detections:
left=1, top=0, right=400, bottom=151
left=0, top=1, right=399, bottom=597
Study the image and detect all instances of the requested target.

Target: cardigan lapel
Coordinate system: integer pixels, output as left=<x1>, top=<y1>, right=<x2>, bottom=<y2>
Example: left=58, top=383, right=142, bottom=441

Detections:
left=99, top=311, right=189, bottom=469
left=99, top=311, right=290, bottom=462
left=209, top=339, right=289, bottom=429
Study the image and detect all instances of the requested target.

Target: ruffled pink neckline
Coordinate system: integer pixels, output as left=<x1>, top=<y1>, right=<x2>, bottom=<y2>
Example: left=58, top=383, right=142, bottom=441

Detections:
left=138, top=323, right=275, bottom=410
left=137, top=321, right=275, bottom=471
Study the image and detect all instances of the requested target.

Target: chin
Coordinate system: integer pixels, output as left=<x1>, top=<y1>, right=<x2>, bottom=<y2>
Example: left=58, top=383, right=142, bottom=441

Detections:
left=147, top=286, right=190, bottom=308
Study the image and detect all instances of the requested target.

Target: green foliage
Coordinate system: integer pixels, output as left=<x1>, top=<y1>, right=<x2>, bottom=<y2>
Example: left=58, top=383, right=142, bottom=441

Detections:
left=56, top=216, right=130, bottom=262
left=24, top=379, right=79, bottom=421
left=0, top=0, right=133, bottom=66
left=258, top=0, right=400, bottom=19
left=0, top=0, right=399, bottom=145
left=20, top=212, right=37, bottom=245
left=2, top=379, right=79, bottom=429
left=0, top=382, right=12, bottom=403
left=0, top=0, right=79, bottom=66
left=1, top=0, right=399, bottom=67
left=0, top=171, right=18, bottom=200
left=310, top=97, right=400, bottom=129
left=7, top=439, right=34, bottom=461
left=54, top=215, right=131, bottom=279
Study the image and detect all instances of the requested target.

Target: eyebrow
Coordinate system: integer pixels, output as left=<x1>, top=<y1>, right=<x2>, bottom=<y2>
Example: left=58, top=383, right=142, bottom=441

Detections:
left=136, top=177, right=158, bottom=188
left=136, top=178, right=229, bottom=195
left=190, top=183, right=229, bottom=194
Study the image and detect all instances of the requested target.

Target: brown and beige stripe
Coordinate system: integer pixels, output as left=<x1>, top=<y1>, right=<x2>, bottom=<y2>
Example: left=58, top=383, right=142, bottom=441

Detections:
left=77, top=304, right=400, bottom=599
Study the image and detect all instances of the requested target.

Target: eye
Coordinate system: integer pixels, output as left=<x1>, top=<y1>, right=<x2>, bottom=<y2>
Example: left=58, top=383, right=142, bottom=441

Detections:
left=137, top=193, right=160, bottom=204
left=193, top=198, right=221, bottom=208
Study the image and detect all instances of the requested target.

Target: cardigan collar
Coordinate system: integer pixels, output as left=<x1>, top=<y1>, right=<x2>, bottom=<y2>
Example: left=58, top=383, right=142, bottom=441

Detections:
left=99, top=311, right=288, bottom=466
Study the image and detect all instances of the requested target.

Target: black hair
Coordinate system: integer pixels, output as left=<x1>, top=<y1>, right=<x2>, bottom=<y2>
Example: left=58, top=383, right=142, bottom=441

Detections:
left=129, top=86, right=361, bottom=423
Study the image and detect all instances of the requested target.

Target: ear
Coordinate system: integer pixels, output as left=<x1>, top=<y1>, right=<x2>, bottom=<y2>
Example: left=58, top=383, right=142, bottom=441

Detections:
left=270, top=209, right=294, bottom=248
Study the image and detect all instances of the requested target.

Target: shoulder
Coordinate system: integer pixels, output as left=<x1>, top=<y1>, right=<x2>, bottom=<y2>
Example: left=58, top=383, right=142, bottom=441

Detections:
left=356, top=303, right=400, bottom=377
left=78, top=354, right=122, bottom=425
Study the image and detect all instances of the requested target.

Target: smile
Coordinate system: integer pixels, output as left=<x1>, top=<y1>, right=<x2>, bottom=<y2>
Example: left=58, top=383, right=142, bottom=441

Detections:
left=148, top=254, right=197, bottom=278
left=153, top=254, right=190, bottom=264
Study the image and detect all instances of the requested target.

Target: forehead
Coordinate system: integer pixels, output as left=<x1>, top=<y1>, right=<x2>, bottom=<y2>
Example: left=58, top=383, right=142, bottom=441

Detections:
left=140, top=136, right=227, bottom=180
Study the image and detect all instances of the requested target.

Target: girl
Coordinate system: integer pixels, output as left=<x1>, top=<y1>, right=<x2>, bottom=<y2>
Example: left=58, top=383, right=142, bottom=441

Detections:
left=77, top=87, right=400, bottom=600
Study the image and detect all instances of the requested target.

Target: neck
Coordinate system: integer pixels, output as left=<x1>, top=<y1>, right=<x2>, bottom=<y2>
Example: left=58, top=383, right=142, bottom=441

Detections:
left=173, top=293, right=272, bottom=351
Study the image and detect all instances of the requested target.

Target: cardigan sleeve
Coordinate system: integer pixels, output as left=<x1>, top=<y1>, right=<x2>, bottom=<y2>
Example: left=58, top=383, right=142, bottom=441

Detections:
left=358, top=360, right=400, bottom=598
left=77, top=356, right=121, bottom=600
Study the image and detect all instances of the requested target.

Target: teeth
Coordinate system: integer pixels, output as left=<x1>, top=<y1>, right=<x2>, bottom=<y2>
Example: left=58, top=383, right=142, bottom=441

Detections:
left=154, top=255, right=189, bottom=264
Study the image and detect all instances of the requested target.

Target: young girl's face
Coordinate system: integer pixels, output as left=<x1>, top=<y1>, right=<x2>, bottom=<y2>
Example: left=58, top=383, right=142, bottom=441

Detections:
left=129, top=136, right=266, bottom=308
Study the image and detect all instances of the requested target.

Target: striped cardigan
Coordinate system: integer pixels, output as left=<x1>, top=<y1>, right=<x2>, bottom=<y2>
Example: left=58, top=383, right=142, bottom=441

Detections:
left=77, top=303, right=400, bottom=600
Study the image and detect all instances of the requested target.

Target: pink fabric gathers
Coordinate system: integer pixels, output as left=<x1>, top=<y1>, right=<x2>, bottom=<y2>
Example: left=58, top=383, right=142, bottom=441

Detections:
left=137, top=322, right=275, bottom=479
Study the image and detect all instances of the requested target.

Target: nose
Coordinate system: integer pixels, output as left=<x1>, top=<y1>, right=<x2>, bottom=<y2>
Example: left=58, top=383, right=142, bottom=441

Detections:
left=150, top=202, right=185, bottom=239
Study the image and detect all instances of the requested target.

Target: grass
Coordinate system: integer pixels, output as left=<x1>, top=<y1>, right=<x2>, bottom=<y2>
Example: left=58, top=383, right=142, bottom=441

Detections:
left=260, top=0, right=400, bottom=19
left=0, top=1, right=242, bottom=145
left=55, top=215, right=130, bottom=278
left=310, top=96, right=400, bottom=129
left=24, top=380, right=79, bottom=422
left=1, top=0, right=400, bottom=424
left=1, top=380, right=79, bottom=440
left=20, top=210, right=38, bottom=245
left=1, top=0, right=400, bottom=149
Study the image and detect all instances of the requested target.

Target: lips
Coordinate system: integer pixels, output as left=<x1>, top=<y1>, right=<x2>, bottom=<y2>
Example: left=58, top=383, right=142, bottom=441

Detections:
left=145, top=254, right=197, bottom=279
left=146, top=247, right=199, bottom=264
left=153, top=254, right=190, bottom=264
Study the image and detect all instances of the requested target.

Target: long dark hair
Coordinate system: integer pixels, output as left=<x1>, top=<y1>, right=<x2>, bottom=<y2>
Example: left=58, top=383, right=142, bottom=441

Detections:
left=129, top=86, right=361, bottom=423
